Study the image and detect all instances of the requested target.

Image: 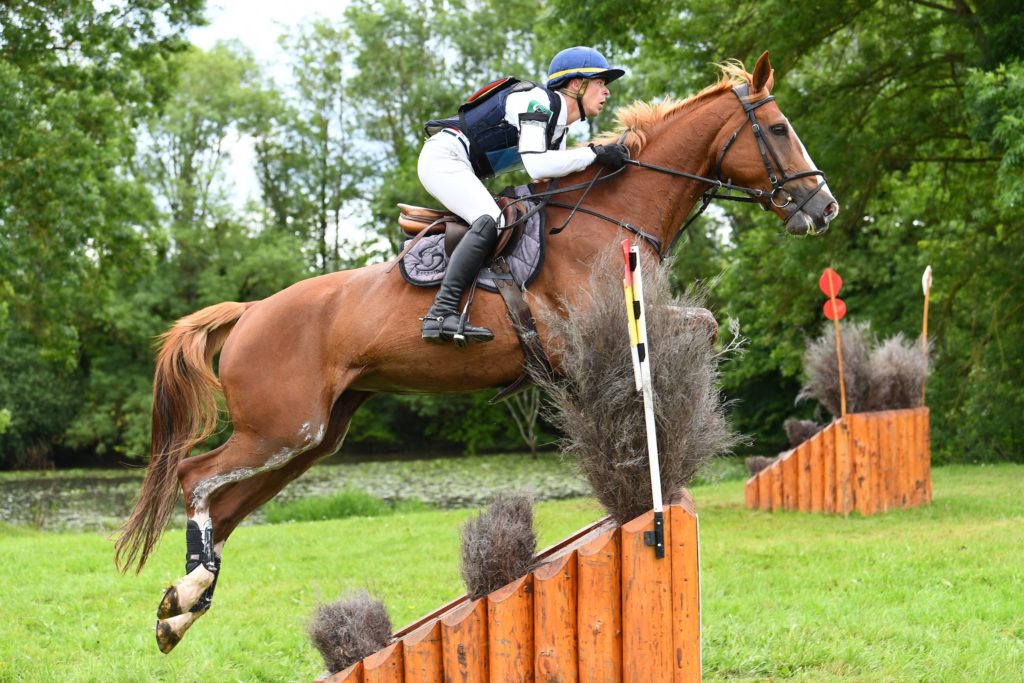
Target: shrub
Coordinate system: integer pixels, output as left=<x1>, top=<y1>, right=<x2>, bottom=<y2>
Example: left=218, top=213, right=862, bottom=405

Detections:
left=532, top=251, right=740, bottom=524
left=459, top=493, right=536, bottom=600
left=783, top=418, right=824, bottom=447
left=866, top=334, right=930, bottom=411
left=745, top=455, right=775, bottom=476
left=797, top=321, right=873, bottom=418
left=797, top=323, right=931, bottom=418
left=307, top=590, right=392, bottom=674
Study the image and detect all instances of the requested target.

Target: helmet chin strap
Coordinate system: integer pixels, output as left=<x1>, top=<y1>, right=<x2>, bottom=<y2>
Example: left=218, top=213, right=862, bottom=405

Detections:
left=562, top=79, right=590, bottom=122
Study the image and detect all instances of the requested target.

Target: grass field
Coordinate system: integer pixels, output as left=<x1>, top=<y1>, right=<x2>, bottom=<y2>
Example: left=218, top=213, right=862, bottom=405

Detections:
left=0, top=463, right=1021, bottom=681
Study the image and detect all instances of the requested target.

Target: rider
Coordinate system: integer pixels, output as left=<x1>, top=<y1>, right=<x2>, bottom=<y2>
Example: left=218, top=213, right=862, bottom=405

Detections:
left=417, top=46, right=630, bottom=344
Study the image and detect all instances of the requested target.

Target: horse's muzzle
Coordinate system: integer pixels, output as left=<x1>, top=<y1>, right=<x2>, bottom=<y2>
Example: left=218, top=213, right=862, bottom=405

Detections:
left=785, top=186, right=839, bottom=236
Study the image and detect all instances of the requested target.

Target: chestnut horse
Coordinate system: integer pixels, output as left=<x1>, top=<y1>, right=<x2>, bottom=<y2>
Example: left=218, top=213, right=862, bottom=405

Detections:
left=117, top=52, right=838, bottom=652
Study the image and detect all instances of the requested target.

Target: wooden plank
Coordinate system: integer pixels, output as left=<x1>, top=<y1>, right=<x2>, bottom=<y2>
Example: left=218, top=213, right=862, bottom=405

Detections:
left=326, top=662, right=364, bottom=683
left=669, top=500, right=701, bottom=683
left=757, top=470, right=771, bottom=511
left=921, top=407, right=933, bottom=503
left=392, top=516, right=618, bottom=641
left=533, top=551, right=578, bottom=682
left=835, top=419, right=853, bottom=516
left=770, top=461, right=784, bottom=512
left=744, top=476, right=758, bottom=510
left=441, top=599, right=488, bottom=683
left=797, top=440, right=811, bottom=513
left=487, top=575, right=534, bottom=683
left=577, top=527, right=621, bottom=682
left=912, top=407, right=927, bottom=507
left=782, top=451, right=799, bottom=511
left=908, top=409, right=919, bottom=506
left=899, top=410, right=912, bottom=507
left=877, top=411, right=892, bottom=513
left=864, top=411, right=880, bottom=511
left=363, top=642, right=403, bottom=683
left=906, top=409, right=917, bottom=507
left=622, top=509, right=674, bottom=682
left=850, top=414, right=871, bottom=515
left=402, top=621, right=443, bottom=682
left=821, top=423, right=836, bottom=514
left=891, top=410, right=905, bottom=507
left=809, top=431, right=824, bottom=513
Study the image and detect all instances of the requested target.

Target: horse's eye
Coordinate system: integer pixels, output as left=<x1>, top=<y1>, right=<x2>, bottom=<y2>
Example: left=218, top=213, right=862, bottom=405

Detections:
left=770, top=124, right=788, bottom=136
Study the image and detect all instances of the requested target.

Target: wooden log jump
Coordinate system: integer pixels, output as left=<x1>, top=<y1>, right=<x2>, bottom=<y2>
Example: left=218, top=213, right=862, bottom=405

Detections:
left=745, top=407, right=931, bottom=516
left=318, top=493, right=702, bottom=683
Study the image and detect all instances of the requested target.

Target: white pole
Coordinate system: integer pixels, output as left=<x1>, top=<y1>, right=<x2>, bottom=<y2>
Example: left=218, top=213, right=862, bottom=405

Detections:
left=622, top=242, right=665, bottom=558
left=629, top=246, right=664, bottom=516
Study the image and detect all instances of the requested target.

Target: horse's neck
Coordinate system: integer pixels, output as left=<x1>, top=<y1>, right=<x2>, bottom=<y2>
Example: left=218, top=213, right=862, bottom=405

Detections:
left=588, top=95, right=735, bottom=250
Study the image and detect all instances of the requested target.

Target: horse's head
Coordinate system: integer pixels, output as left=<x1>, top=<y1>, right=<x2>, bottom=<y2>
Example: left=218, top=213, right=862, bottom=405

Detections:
left=714, top=52, right=839, bottom=235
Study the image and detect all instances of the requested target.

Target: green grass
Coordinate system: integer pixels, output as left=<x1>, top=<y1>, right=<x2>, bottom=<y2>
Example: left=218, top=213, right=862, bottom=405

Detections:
left=262, top=488, right=434, bottom=524
left=0, top=464, right=1021, bottom=682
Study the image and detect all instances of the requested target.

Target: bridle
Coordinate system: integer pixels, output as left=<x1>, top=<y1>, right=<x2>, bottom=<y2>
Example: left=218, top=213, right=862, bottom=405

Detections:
left=516, top=82, right=830, bottom=258
left=716, top=83, right=828, bottom=216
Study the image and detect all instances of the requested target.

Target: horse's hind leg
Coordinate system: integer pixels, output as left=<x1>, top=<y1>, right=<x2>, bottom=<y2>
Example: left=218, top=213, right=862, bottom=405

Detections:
left=154, top=390, right=371, bottom=653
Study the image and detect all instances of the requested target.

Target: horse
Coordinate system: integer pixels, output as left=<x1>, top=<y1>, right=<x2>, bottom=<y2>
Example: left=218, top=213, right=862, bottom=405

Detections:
left=116, top=51, right=839, bottom=653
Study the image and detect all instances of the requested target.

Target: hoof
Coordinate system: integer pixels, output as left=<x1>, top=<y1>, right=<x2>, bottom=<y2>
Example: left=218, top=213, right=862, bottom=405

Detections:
left=155, top=610, right=205, bottom=654
left=155, top=619, right=181, bottom=654
left=158, top=565, right=216, bottom=619
left=157, top=585, right=182, bottom=620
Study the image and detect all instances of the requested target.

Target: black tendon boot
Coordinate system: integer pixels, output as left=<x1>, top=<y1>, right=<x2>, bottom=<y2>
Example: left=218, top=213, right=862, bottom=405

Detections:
left=421, top=214, right=499, bottom=344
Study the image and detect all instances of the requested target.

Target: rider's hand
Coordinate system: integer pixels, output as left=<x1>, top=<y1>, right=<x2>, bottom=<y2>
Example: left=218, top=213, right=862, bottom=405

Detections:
left=589, top=143, right=630, bottom=171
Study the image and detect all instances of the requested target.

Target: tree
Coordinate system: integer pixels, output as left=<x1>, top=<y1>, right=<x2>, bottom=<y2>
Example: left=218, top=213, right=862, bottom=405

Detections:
left=138, top=41, right=270, bottom=230
left=0, top=0, right=204, bottom=363
left=254, top=20, right=366, bottom=272
left=546, top=0, right=1024, bottom=460
left=505, top=388, right=544, bottom=458
left=66, top=44, right=310, bottom=463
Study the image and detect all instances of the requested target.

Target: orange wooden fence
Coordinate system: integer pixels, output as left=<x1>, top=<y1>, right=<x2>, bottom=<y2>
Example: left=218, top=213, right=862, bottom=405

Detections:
left=318, top=493, right=701, bottom=683
left=745, top=407, right=931, bottom=516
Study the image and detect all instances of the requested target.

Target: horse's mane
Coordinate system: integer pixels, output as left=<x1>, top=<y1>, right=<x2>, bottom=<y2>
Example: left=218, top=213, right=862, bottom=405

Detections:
left=591, top=61, right=751, bottom=153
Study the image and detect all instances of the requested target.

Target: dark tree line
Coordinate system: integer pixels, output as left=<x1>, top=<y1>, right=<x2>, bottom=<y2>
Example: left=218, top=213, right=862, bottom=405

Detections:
left=1, top=0, right=1021, bottom=467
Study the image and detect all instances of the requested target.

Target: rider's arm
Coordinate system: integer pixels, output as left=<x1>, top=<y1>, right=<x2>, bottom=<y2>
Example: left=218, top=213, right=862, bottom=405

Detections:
left=506, top=89, right=596, bottom=180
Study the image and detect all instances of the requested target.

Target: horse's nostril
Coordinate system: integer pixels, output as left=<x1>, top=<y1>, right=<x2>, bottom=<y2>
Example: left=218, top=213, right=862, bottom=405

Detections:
left=823, top=202, right=839, bottom=220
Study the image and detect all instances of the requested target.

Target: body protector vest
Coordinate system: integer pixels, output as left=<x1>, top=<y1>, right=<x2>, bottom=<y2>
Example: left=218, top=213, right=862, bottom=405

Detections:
left=425, top=78, right=564, bottom=178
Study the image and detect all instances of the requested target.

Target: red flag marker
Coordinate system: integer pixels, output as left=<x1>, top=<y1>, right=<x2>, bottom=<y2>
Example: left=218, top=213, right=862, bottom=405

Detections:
left=819, top=266, right=848, bottom=417
left=818, top=267, right=843, bottom=298
left=823, top=298, right=847, bottom=321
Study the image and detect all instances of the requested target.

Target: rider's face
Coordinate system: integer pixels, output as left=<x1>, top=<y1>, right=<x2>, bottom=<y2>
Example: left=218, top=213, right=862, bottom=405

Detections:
left=580, top=78, right=610, bottom=118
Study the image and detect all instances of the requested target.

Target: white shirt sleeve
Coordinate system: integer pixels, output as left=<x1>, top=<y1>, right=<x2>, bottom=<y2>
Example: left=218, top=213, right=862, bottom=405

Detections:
left=504, top=88, right=597, bottom=180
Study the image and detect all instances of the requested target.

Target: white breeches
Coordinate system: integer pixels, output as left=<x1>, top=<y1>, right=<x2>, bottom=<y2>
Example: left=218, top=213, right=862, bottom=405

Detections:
left=417, top=131, right=502, bottom=226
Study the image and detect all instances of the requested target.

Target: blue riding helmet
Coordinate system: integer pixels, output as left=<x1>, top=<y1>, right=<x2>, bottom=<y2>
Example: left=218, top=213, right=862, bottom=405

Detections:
left=546, top=46, right=625, bottom=90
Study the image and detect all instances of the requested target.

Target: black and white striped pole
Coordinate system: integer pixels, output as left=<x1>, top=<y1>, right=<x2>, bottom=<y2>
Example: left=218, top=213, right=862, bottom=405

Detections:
left=621, top=239, right=665, bottom=558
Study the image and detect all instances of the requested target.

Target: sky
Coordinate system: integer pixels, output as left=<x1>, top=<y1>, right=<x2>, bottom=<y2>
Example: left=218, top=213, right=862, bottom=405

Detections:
left=189, top=0, right=347, bottom=59
left=187, top=1, right=350, bottom=212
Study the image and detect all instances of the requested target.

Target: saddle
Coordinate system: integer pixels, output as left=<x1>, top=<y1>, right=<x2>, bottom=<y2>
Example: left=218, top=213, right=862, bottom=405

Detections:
left=395, top=194, right=524, bottom=260
left=390, top=186, right=553, bottom=402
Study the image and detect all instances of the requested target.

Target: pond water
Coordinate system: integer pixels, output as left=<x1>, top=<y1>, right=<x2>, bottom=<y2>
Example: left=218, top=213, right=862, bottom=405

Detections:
left=0, top=453, right=593, bottom=533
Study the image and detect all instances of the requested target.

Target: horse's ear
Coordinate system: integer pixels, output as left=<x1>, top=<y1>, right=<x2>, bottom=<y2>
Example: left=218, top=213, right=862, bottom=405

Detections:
left=752, top=51, right=774, bottom=94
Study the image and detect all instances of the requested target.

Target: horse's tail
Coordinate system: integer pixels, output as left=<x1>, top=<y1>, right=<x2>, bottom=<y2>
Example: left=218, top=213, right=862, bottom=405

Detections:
left=115, top=301, right=252, bottom=574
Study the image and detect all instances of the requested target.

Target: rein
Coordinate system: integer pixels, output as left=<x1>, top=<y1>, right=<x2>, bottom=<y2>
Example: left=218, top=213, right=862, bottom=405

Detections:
left=505, top=83, right=829, bottom=260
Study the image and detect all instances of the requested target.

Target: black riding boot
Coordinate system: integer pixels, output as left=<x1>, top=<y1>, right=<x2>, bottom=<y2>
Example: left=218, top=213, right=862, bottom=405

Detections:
left=421, top=214, right=499, bottom=344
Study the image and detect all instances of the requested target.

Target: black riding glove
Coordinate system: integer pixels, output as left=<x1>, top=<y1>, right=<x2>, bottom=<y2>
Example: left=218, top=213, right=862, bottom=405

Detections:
left=589, top=142, right=630, bottom=171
